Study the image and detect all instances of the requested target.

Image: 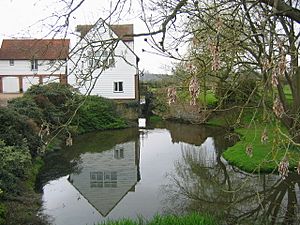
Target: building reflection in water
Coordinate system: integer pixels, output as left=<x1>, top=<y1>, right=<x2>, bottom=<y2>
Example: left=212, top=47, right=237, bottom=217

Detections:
left=68, top=140, right=140, bottom=217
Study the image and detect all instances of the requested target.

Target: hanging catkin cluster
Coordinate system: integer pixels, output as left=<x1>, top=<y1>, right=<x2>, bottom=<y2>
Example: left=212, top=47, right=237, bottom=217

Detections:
left=261, top=128, right=268, bottom=144
left=209, top=42, right=220, bottom=71
left=270, top=42, right=286, bottom=87
left=273, top=97, right=284, bottom=118
left=278, top=157, right=289, bottom=180
left=66, top=132, right=73, bottom=147
left=189, top=76, right=200, bottom=106
left=277, top=42, right=286, bottom=77
left=262, top=58, right=272, bottom=72
left=167, top=87, right=177, bottom=105
left=271, top=69, right=279, bottom=87
left=245, top=144, right=253, bottom=157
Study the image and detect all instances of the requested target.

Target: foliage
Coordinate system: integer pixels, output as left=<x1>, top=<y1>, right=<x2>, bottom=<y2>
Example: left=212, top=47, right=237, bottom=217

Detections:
left=74, top=96, right=127, bottom=133
left=0, top=202, right=6, bottom=225
left=25, top=157, right=44, bottom=190
left=8, top=96, right=43, bottom=123
left=215, top=77, right=257, bottom=105
left=99, top=213, right=218, bottom=225
left=22, top=83, right=78, bottom=126
left=0, top=107, right=42, bottom=156
left=221, top=110, right=300, bottom=173
left=0, top=140, right=32, bottom=194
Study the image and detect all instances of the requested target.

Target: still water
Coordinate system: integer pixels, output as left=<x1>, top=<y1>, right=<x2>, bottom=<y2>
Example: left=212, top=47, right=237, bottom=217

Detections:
left=38, top=121, right=300, bottom=225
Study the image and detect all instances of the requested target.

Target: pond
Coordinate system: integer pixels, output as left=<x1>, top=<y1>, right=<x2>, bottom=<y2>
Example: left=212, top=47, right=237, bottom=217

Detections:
left=37, top=121, right=300, bottom=225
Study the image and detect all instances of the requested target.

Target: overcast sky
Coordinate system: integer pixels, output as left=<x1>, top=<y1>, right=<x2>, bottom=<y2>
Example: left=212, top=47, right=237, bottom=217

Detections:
left=0, top=0, right=176, bottom=74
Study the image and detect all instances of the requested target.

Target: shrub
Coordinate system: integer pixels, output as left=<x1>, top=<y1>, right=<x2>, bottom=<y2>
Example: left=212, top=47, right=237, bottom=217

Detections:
left=0, top=108, right=42, bottom=156
left=215, top=78, right=257, bottom=105
left=23, top=83, right=78, bottom=125
left=0, top=202, right=6, bottom=225
left=74, top=96, right=127, bottom=133
left=8, top=96, right=43, bottom=123
left=0, top=140, right=32, bottom=194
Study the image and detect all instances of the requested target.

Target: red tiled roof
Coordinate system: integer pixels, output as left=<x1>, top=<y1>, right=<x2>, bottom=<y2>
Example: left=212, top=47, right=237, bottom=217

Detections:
left=111, top=24, right=133, bottom=42
left=0, top=39, right=70, bottom=60
left=76, top=25, right=93, bottom=38
left=76, top=24, right=134, bottom=42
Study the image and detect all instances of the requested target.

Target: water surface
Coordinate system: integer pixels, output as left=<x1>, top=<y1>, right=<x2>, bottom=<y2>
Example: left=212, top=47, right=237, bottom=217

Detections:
left=38, top=121, right=300, bottom=225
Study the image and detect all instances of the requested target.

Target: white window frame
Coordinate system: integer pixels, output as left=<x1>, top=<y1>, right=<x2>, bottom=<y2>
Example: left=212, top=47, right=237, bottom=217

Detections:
left=31, top=59, right=38, bottom=71
left=90, top=171, right=117, bottom=188
left=113, top=81, right=123, bottom=93
left=114, top=147, right=124, bottom=159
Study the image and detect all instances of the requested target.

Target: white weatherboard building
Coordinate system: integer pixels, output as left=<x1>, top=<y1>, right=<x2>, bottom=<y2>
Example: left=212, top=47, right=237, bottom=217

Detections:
left=68, top=20, right=140, bottom=100
left=0, top=39, right=69, bottom=94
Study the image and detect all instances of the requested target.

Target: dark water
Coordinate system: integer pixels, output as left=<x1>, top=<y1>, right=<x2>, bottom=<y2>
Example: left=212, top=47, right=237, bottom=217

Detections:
left=37, top=121, right=300, bottom=225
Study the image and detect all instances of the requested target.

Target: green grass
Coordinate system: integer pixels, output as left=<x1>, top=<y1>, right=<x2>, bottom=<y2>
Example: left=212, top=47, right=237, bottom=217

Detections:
left=99, top=213, right=218, bottom=225
left=149, top=115, right=163, bottom=123
left=199, top=90, right=218, bottom=107
left=283, top=85, right=293, bottom=101
left=221, top=110, right=300, bottom=173
left=176, top=89, right=218, bottom=108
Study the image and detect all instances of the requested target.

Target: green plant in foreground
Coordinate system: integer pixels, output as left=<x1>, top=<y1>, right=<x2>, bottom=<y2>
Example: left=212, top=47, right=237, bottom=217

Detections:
left=99, top=213, right=217, bottom=225
left=0, top=202, right=6, bottom=225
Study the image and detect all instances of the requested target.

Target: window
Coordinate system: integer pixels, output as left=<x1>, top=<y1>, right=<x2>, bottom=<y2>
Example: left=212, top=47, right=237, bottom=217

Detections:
left=114, top=81, right=123, bottom=92
left=114, top=147, right=124, bottom=159
left=31, top=59, right=38, bottom=70
left=90, top=171, right=117, bottom=188
left=9, top=60, right=14, bottom=66
left=91, top=50, right=115, bottom=69
left=109, top=58, right=115, bottom=67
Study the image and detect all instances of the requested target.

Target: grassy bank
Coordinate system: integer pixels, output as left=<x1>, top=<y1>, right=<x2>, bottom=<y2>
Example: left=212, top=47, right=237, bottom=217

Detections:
left=209, top=109, right=300, bottom=173
left=99, top=213, right=218, bottom=225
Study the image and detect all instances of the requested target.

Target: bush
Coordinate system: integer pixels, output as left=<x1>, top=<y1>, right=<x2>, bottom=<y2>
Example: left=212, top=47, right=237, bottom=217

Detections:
left=0, top=108, right=42, bottom=156
left=8, top=96, right=43, bottom=123
left=74, top=96, right=127, bottom=133
left=215, top=78, right=257, bottom=105
left=0, top=140, right=32, bottom=194
left=23, top=83, right=78, bottom=125
left=0, top=202, right=6, bottom=225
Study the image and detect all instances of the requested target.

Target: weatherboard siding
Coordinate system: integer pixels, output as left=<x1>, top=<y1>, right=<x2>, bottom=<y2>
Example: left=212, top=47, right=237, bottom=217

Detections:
left=68, top=20, right=138, bottom=99
left=0, top=59, right=66, bottom=75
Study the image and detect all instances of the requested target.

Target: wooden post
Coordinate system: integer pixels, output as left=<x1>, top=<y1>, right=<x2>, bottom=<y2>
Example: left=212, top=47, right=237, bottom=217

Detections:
left=60, top=74, right=67, bottom=84
left=19, top=76, right=23, bottom=93
left=0, top=77, right=3, bottom=93
left=39, top=75, right=43, bottom=84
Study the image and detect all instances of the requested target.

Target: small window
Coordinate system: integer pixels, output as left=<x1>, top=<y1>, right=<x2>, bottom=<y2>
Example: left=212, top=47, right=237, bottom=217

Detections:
left=114, top=148, right=124, bottom=159
left=31, top=59, right=38, bottom=70
left=109, top=58, right=115, bottom=67
left=102, top=50, right=109, bottom=58
left=114, top=81, right=123, bottom=92
left=9, top=60, right=14, bottom=66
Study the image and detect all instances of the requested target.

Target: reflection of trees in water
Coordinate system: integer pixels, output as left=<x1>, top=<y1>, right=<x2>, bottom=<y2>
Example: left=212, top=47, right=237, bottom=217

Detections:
left=162, top=142, right=300, bottom=225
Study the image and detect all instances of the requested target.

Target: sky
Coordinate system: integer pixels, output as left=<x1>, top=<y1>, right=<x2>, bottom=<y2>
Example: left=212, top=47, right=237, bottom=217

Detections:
left=0, top=0, right=176, bottom=74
